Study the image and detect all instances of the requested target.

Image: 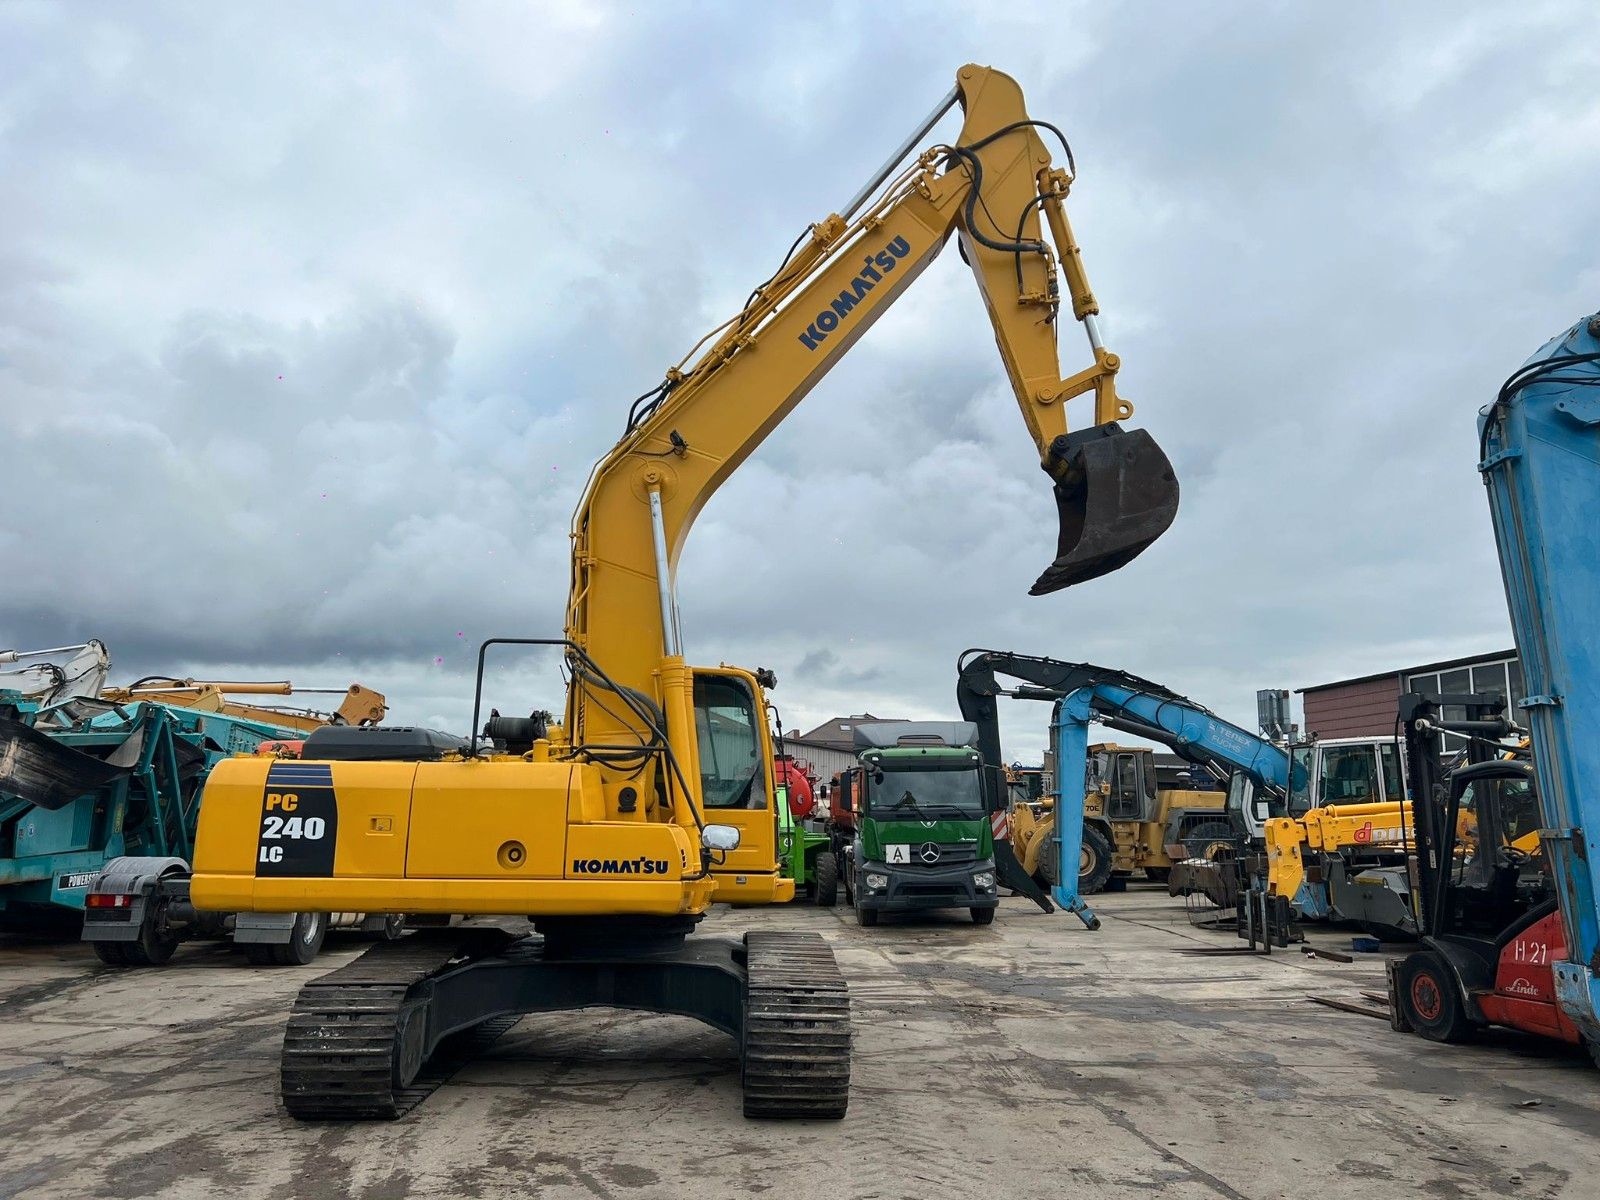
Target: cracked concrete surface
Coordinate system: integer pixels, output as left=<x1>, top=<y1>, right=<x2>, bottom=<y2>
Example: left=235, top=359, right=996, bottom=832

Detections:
left=2, top=889, right=1597, bottom=1199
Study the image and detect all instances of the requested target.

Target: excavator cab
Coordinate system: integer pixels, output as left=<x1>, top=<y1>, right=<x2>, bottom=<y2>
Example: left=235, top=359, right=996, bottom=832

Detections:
left=1035, top=423, right=1179, bottom=594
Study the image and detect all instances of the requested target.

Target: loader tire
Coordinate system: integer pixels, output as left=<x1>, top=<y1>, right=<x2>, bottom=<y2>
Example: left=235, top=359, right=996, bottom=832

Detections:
left=1183, top=821, right=1238, bottom=863
left=1079, top=825, right=1115, bottom=896
left=1144, top=867, right=1171, bottom=884
left=813, top=853, right=839, bottom=908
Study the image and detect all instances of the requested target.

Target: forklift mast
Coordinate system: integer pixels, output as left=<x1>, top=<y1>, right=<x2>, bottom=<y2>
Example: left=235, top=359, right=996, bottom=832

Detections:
left=1396, top=691, right=1517, bottom=938
left=1478, top=312, right=1600, bottom=1043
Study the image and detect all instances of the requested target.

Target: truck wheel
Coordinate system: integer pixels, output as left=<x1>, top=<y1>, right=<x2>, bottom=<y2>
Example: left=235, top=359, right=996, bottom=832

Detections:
left=1397, top=950, right=1475, bottom=1043
left=121, top=898, right=180, bottom=967
left=279, top=912, right=328, bottom=965
left=245, top=912, right=328, bottom=966
left=1079, top=826, right=1115, bottom=896
left=378, top=913, right=408, bottom=941
left=856, top=904, right=879, bottom=927
left=970, top=907, right=995, bottom=926
left=93, top=941, right=130, bottom=966
left=813, top=853, right=839, bottom=907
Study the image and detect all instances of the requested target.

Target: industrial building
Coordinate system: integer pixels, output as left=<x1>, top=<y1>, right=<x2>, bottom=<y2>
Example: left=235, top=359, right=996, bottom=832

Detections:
left=1299, top=649, right=1522, bottom=739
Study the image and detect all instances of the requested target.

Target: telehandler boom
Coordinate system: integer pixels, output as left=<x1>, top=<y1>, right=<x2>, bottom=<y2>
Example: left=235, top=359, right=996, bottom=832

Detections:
left=189, top=64, right=1180, bottom=1121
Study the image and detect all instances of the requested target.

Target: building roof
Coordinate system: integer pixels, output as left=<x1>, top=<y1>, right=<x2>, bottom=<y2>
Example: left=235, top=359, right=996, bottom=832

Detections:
left=793, top=713, right=910, bottom=750
left=1298, top=648, right=1517, bottom=695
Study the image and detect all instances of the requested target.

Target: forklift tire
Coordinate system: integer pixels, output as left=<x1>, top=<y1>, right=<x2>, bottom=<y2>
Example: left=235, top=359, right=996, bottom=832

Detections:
left=1398, top=950, right=1475, bottom=1043
left=1079, top=825, right=1115, bottom=896
left=971, top=906, right=995, bottom=926
left=856, top=904, right=879, bottom=927
left=813, top=853, right=839, bottom=907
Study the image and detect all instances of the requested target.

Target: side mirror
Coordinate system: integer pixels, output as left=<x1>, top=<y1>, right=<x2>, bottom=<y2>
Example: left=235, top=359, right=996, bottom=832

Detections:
left=701, top=824, right=741, bottom=852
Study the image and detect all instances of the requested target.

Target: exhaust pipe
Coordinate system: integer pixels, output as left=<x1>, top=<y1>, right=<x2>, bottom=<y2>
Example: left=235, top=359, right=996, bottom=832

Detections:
left=1034, top=423, right=1179, bottom=594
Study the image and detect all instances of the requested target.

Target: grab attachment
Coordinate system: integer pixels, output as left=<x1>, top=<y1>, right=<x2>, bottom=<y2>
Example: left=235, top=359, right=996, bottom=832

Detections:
left=1033, top=423, right=1179, bottom=594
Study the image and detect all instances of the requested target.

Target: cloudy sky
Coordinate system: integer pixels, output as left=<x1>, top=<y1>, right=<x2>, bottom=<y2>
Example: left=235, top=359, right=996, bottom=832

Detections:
left=3, top=3, right=1596, bottom=761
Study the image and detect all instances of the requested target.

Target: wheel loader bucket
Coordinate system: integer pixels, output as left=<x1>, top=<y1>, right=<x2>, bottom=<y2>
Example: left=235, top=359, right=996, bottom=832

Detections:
left=1032, top=423, right=1179, bottom=594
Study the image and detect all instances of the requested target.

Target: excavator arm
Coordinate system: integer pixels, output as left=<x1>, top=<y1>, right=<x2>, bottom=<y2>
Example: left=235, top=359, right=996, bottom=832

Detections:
left=956, top=650, right=1294, bottom=923
left=567, top=64, right=1179, bottom=762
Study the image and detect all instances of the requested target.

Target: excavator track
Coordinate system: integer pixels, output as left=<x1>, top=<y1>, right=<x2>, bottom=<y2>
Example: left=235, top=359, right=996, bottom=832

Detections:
left=280, top=930, right=513, bottom=1120
left=741, top=930, right=851, bottom=1119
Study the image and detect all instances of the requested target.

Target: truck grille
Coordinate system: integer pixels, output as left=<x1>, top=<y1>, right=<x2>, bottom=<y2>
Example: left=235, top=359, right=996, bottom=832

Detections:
left=905, top=843, right=978, bottom=867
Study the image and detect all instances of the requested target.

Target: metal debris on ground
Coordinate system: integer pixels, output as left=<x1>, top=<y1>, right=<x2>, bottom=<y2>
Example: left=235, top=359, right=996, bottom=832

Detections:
left=1301, top=946, right=1354, bottom=963
left=1306, top=994, right=1391, bottom=1020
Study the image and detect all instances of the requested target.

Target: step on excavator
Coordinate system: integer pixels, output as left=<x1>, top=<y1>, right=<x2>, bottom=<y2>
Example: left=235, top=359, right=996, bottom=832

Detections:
left=188, top=63, right=1180, bottom=1120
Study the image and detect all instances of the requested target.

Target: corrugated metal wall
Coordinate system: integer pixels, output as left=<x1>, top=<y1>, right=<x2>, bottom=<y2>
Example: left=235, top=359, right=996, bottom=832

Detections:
left=1302, top=675, right=1401, bottom=738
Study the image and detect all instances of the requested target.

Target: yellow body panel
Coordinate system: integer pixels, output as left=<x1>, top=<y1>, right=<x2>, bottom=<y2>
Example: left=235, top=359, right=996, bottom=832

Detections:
left=712, top=872, right=796, bottom=905
left=190, top=755, right=711, bottom=917
left=1264, top=800, right=1413, bottom=900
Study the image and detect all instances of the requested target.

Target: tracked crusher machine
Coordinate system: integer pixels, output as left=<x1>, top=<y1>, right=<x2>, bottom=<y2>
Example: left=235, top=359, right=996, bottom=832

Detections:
left=188, top=64, right=1180, bottom=1120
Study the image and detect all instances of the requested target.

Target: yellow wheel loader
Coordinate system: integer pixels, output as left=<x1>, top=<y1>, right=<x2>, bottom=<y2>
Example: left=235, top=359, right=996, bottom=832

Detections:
left=1008, top=745, right=1226, bottom=894
left=188, top=64, right=1179, bottom=1121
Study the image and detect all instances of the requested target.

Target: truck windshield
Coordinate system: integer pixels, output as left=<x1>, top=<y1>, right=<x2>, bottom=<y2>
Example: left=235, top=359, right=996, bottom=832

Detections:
left=868, top=765, right=984, bottom=819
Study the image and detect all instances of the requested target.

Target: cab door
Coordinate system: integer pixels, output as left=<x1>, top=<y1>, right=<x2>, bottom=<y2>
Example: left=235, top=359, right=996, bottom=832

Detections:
left=691, top=668, right=788, bottom=903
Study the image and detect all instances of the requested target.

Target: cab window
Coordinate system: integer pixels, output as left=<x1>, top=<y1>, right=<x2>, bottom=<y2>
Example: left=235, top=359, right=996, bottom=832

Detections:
left=1319, top=745, right=1380, bottom=805
left=1379, top=743, right=1404, bottom=801
left=693, top=675, right=766, bottom=809
left=1289, top=746, right=1314, bottom=815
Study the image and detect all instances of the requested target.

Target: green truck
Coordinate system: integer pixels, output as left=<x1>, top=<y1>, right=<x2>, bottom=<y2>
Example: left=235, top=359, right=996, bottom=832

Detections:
left=828, top=721, right=997, bottom=927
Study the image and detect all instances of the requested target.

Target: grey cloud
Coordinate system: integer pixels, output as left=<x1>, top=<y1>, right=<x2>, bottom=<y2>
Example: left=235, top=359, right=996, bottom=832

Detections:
left=4, top=2, right=1595, bottom=764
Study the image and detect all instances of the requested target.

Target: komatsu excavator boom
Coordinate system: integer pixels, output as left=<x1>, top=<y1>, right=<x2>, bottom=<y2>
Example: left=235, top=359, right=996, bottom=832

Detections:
left=189, top=64, right=1180, bottom=1123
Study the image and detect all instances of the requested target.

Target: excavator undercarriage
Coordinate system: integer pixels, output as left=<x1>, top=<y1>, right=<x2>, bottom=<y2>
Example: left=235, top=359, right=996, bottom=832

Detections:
left=281, top=924, right=849, bottom=1120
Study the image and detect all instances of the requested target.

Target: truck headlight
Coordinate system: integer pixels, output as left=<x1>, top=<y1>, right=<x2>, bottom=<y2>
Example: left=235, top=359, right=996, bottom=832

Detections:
left=866, top=873, right=889, bottom=891
left=973, top=872, right=995, bottom=890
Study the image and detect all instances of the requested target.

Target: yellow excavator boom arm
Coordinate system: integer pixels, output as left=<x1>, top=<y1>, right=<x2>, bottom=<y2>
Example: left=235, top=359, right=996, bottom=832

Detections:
left=567, top=63, right=1177, bottom=759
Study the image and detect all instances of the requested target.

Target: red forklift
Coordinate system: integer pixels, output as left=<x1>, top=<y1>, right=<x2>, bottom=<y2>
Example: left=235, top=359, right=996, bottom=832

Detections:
left=1388, top=692, right=1585, bottom=1050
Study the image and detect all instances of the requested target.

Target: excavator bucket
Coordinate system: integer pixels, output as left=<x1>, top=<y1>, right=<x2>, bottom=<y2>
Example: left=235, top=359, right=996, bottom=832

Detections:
left=1033, top=424, right=1179, bottom=594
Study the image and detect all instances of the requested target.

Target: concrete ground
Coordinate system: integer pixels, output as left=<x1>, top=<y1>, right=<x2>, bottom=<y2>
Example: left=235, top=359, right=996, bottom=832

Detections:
left=2, top=887, right=1597, bottom=1200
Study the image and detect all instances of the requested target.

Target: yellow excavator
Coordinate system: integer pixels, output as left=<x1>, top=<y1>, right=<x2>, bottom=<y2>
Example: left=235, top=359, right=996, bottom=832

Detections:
left=188, top=63, right=1180, bottom=1121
